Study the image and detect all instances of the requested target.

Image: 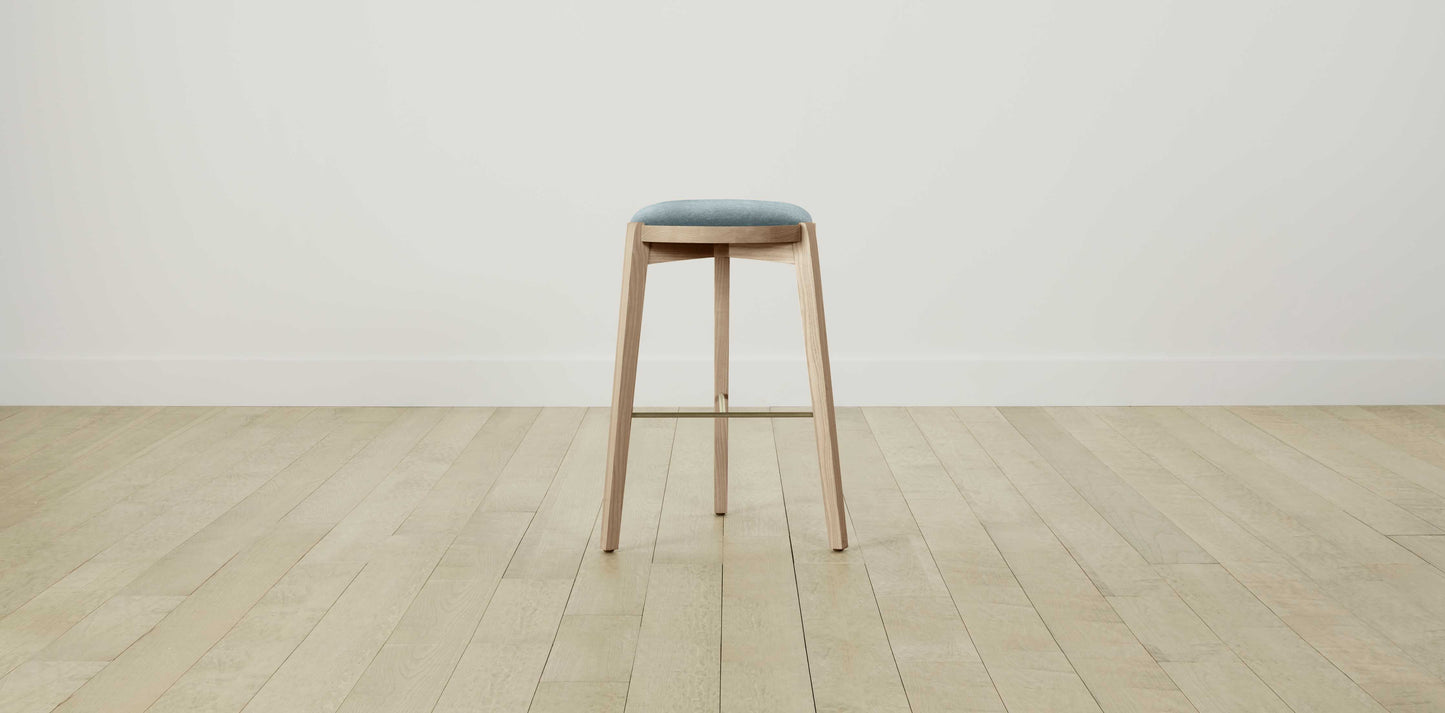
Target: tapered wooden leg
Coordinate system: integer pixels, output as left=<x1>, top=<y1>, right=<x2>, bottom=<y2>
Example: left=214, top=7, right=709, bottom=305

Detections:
left=602, top=223, right=648, bottom=552
left=794, top=223, right=848, bottom=550
left=714, top=245, right=729, bottom=515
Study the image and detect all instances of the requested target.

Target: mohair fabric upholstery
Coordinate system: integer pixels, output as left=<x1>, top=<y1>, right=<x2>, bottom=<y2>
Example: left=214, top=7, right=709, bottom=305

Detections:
left=631, top=199, right=811, bottom=227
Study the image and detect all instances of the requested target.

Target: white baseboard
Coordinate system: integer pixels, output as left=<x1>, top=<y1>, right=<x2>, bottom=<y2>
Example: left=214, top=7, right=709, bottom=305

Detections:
left=2, top=356, right=1442, bottom=406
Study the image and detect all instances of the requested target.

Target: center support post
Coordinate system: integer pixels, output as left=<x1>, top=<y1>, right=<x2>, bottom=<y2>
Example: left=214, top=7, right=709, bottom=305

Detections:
left=714, top=245, right=729, bottom=515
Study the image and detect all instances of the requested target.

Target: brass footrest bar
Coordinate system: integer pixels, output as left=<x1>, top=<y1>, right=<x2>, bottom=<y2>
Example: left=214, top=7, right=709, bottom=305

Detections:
left=632, top=410, right=813, bottom=419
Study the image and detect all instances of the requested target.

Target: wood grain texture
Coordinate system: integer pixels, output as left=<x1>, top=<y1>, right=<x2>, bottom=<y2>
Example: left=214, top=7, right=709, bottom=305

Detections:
left=2, top=405, right=1444, bottom=713
left=727, top=242, right=796, bottom=264
left=721, top=419, right=812, bottom=713
left=775, top=413, right=910, bottom=712
left=627, top=417, right=723, bottom=712
left=794, top=222, right=847, bottom=550
left=601, top=223, right=648, bottom=552
left=647, top=242, right=795, bottom=265
left=715, top=245, right=729, bottom=516
left=644, top=242, right=712, bottom=264
left=639, top=223, right=801, bottom=244
left=903, top=407, right=1100, bottom=713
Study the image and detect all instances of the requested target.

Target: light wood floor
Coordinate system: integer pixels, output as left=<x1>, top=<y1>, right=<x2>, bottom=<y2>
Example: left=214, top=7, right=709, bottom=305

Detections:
left=3, top=406, right=1445, bottom=712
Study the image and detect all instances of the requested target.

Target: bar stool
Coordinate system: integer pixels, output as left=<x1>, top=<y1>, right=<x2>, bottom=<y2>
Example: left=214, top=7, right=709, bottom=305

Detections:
left=601, top=199, right=848, bottom=552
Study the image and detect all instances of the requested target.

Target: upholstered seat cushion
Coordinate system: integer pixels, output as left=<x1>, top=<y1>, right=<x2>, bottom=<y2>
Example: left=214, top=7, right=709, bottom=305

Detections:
left=631, top=199, right=811, bottom=227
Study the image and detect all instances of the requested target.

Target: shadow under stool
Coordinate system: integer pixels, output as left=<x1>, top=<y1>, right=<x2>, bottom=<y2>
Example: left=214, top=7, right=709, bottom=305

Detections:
left=601, top=199, right=848, bottom=552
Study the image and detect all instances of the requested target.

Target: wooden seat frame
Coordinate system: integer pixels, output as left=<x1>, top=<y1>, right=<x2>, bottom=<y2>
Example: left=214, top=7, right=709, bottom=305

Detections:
left=601, top=222, right=848, bottom=552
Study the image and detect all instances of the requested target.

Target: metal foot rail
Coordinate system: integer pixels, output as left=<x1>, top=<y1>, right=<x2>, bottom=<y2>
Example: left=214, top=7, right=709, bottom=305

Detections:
left=631, top=410, right=813, bottom=419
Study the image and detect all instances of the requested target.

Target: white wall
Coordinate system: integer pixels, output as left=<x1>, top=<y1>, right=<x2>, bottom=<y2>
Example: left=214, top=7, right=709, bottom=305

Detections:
left=4, top=1, right=1444, bottom=406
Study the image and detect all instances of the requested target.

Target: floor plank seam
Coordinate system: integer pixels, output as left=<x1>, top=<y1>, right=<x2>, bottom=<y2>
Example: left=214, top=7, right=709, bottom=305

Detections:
left=1176, top=407, right=1445, bottom=676
left=446, top=408, right=585, bottom=713
left=946, top=407, right=1114, bottom=713
left=768, top=418, right=820, bottom=713
left=1098, top=407, right=1442, bottom=711
left=231, top=561, right=368, bottom=713
left=888, top=408, right=1011, bottom=713
left=619, top=415, right=684, bottom=713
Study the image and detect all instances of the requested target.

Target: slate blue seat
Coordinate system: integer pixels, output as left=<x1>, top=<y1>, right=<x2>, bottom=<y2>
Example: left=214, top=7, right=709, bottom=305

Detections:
left=631, top=199, right=812, bottom=227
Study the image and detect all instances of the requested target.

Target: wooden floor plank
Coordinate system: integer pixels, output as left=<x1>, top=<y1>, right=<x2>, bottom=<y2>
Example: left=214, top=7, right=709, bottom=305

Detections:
left=1187, top=408, right=1445, bottom=635
left=1220, top=406, right=1445, bottom=527
left=53, top=521, right=332, bottom=713
left=1101, top=408, right=1445, bottom=683
left=0, top=408, right=309, bottom=621
left=774, top=414, right=911, bottom=713
left=0, top=660, right=106, bottom=713
left=0, top=408, right=199, bottom=500
left=0, top=408, right=291, bottom=555
left=625, top=418, right=723, bottom=713
left=1101, top=407, right=1412, bottom=572
left=119, top=408, right=424, bottom=598
left=771, top=408, right=862, bottom=564
left=335, top=408, right=601, bottom=713
left=431, top=578, right=573, bottom=713
left=239, top=533, right=452, bottom=713
left=1326, top=406, right=1445, bottom=474
left=834, top=406, right=993, bottom=712
left=928, top=406, right=1299, bottom=713
left=0, top=407, right=214, bottom=529
left=375, top=405, right=597, bottom=713
left=835, top=410, right=951, bottom=600
left=541, top=614, right=640, bottom=684
left=296, top=408, right=492, bottom=564
left=279, top=409, right=542, bottom=713
left=33, top=594, right=185, bottom=663
left=530, top=682, right=628, bottom=713
left=999, top=407, right=1215, bottom=565
left=1223, top=558, right=1445, bottom=712
left=337, top=511, right=531, bottom=713
left=565, top=415, right=675, bottom=617
left=13, top=410, right=426, bottom=709
left=145, top=560, right=365, bottom=713
left=0, top=408, right=352, bottom=677
left=4, top=405, right=1445, bottom=713
left=0, top=407, right=140, bottom=476
left=235, top=409, right=495, bottom=712
left=650, top=417, right=724, bottom=566
left=1038, top=408, right=1303, bottom=713
left=1265, top=406, right=1445, bottom=499
left=1008, top=409, right=1445, bottom=713
left=1159, top=563, right=1390, bottom=713
left=503, top=408, right=610, bottom=580
left=1364, top=407, right=1445, bottom=446
left=835, top=405, right=976, bottom=701
left=0, top=409, right=96, bottom=470
left=1181, top=406, right=1442, bottom=535
left=904, top=407, right=1101, bottom=713
left=476, top=408, right=586, bottom=513
left=952, top=407, right=1196, bottom=713
left=1394, top=535, right=1445, bottom=571
left=719, top=419, right=813, bottom=713
left=396, top=407, right=541, bottom=535
left=0, top=407, right=55, bottom=442
left=1043, top=407, right=1285, bottom=566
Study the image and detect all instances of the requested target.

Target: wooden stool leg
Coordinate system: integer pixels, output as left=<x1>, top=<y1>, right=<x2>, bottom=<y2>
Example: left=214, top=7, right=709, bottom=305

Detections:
left=602, top=223, right=648, bottom=552
left=793, top=222, right=848, bottom=550
left=714, top=245, right=729, bottom=515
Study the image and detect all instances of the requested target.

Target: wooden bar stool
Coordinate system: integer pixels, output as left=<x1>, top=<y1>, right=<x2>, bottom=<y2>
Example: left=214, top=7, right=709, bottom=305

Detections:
left=601, top=199, right=848, bottom=552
